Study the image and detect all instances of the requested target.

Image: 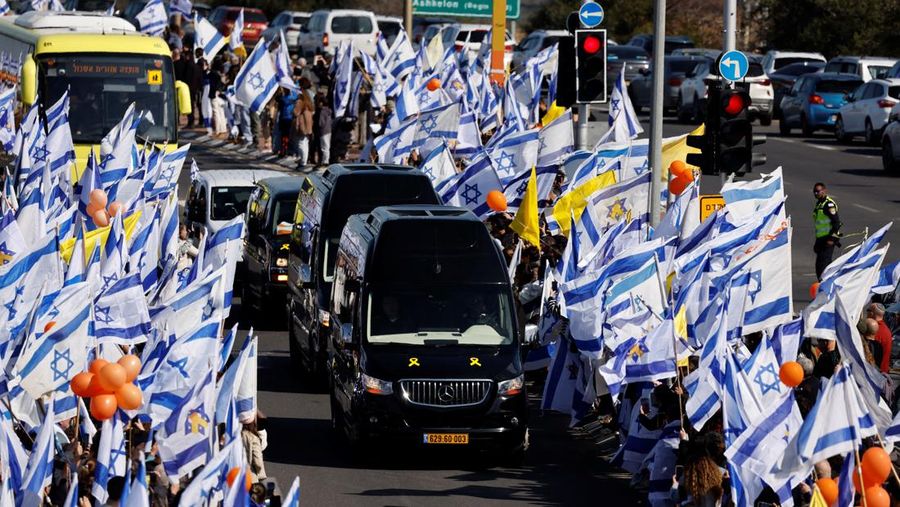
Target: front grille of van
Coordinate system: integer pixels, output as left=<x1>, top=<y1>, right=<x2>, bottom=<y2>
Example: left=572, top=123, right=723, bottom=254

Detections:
left=399, top=379, right=492, bottom=407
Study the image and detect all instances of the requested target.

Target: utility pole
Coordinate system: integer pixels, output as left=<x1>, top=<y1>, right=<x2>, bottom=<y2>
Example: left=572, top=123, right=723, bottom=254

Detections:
left=490, top=0, right=507, bottom=86
left=403, top=0, right=413, bottom=41
left=724, top=0, right=737, bottom=52
left=575, top=2, right=589, bottom=151
left=647, top=0, right=666, bottom=227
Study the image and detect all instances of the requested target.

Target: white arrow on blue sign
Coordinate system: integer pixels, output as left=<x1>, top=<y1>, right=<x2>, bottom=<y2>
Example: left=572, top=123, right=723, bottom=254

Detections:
left=578, top=2, right=604, bottom=28
left=718, top=50, right=749, bottom=81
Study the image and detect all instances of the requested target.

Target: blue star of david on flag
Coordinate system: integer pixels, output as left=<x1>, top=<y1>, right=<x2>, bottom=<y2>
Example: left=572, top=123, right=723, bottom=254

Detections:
left=51, top=349, right=74, bottom=382
left=461, top=183, right=482, bottom=205
left=635, top=159, right=649, bottom=175
left=109, top=447, right=128, bottom=472
left=248, top=72, right=265, bottom=91
left=31, top=144, right=50, bottom=163
left=748, top=270, right=763, bottom=302
left=159, top=164, right=176, bottom=183
left=420, top=115, right=438, bottom=135
left=538, top=137, right=547, bottom=152
left=102, top=273, right=118, bottom=292
left=610, top=98, right=620, bottom=116
left=167, top=357, right=190, bottom=379
left=47, top=305, right=60, bottom=321
left=516, top=179, right=528, bottom=195
left=202, top=299, right=215, bottom=320
left=753, top=363, right=781, bottom=396
left=95, top=305, right=114, bottom=324
left=495, top=151, right=516, bottom=174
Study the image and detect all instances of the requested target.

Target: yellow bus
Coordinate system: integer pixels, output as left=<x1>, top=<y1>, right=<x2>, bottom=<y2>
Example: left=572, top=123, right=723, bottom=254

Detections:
left=0, top=10, right=191, bottom=171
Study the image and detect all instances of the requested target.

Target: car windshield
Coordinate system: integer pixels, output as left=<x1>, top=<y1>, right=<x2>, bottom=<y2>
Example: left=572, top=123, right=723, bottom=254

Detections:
left=227, top=10, right=266, bottom=23
left=776, top=63, right=823, bottom=77
left=774, top=57, right=821, bottom=70
left=816, top=80, right=862, bottom=94
left=664, top=41, right=694, bottom=54
left=211, top=186, right=253, bottom=221
left=464, top=30, right=488, bottom=43
left=868, top=65, right=893, bottom=80
left=889, top=86, right=900, bottom=100
left=331, top=16, right=373, bottom=34
left=669, top=60, right=698, bottom=73
left=271, top=198, right=297, bottom=236
left=380, top=21, right=402, bottom=42
left=293, top=16, right=309, bottom=25
left=39, top=54, right=176, bottom=144
left=747, top=63, right=764, bottom=77
left=366, top=286, right=515, bottom=346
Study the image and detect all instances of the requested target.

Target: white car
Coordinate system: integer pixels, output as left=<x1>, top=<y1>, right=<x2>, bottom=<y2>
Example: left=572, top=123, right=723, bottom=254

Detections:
left=882, top=105, right=900, bottom=173
left=512, top=29, right=568, bottom=73
left=375, top=16, right=404, bottom=47
left=261, top=10, right=310, bottom=54
left=453, top=24, right=514, bottom=69
left=825, top=56, right=898, bottom=82
left=297, top=9, right=379, bottom=57
left=676, top=58, right=774, bottom=125
left=835, top=78, right=900, bottom=144
left=761, top=50, right=826, bottom=76
left=184, top=169, right=284, bottom=235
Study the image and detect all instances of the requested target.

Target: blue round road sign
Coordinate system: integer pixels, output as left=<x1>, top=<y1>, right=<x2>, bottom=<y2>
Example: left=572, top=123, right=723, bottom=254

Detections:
left=578, top=2, right=604, bottom=28
left=718, top=50, right=749, bottom=81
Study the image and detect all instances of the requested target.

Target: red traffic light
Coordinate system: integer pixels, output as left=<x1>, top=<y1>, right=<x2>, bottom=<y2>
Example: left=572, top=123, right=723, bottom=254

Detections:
left=582, top=36, right=601, bottom=54
left=723, top=92, right=749, bottom=116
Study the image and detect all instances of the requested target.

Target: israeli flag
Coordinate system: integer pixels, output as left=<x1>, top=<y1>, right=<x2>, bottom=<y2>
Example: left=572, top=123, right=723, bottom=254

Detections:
left=610, top=389, right=661, bottom=472
left=541, top=334, right=593, bottom=426
left=201, top=215, right=243, bottom=315
left=128, top=205, right=161, bottom=292
left=0, top=209, right=25, bottom=267
left=413, top=102, right=460, bottom=154
left=233, top=40, right=279, bottom=114
left=158, top=365, right=216, bottom=481
left=419, top=143, right=457, bottom=188
left=215, top=331, right=253, bottom=426
left=333, top=42, right=354, bottom=118
left=194, top=14, right=227, bottom=63
left=621, top=317, right=676, bottom=383
left=178, top=437, right=245, bottom=505
left=136, top=0, right=167, bottom=36
left=437, top=156, right=502, bottom=219
left=394, top=72, right=420, bottom=121
left=537, top=109, right=573, bottom=167
left=597, top=72, right=643, bottom=146
left=605, top=256, right=668, bottom=319
left=454, top=109, right=482, bottom=158
left=159, top=191, right=180, bottom=267
left=44, top=91, right=75, bottom=177
left=489, top=128, right=540, bottom=183
left=94, top=273, right=151, bottom=345
left=283, top=477, right=300, bottom=506
left=375, top=116, right=417, bottom=164
left=721, top=167, right=784, bottom=222
left=0, top=86, right=15, bottom=152
left=566, top=140, right=648, bottom=192
left=92, top=416, right=126, bottom=504
left=583, top=171, right=651, bottom=235
left=170, top=0, right=192, bottom=17
left=871, top=261, right=900, bottom=295
left=149, top=266, right=225, bottom=341
left=0, top=0, right=9, bottom=15
left=229, top=8, right=244, bottom=49
left=653, top=181, right=697, bottom=240
left=22, top=397, right=55, bottom=507
left=385, top=29, right=416, bottom=81
left=0, top=417, right=28, bottom=494
left=502, top=164, right=558, bottom=212
left=124, top=453, right=149, bottom=507
left=275, top=31, right=299, bottom=91
left=146, top=144, right=190, bottom=200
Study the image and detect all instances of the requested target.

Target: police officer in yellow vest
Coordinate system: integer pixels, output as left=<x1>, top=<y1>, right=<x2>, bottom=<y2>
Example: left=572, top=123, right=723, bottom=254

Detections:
left=813, top=182, right=842, bottom=281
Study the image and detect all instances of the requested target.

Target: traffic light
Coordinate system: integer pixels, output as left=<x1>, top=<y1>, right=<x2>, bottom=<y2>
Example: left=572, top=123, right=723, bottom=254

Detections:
left=685, top=84, right=720, bottom=174
left=575, top=29, right=607, bottom=104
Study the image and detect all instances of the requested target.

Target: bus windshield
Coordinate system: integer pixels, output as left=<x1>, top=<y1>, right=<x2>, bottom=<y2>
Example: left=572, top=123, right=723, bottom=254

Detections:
left=39, top=53, right=176, bottom=144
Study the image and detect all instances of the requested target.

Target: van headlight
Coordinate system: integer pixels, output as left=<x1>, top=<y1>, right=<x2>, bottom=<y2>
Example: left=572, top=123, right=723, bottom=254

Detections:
left=498, top=374, right=524, bottom=396
left=275, top=257, right=288, bottom=267
left=361, top=374, right=393, bottom=395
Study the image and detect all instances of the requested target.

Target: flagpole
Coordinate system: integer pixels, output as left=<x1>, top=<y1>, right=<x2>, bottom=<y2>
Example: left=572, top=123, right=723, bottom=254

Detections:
left=855, top=448, right=869, bottom=507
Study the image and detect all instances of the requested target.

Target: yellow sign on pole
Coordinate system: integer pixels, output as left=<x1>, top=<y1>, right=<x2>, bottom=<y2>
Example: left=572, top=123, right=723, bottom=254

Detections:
left=489, top=0, right=506, bottom=86
left=699, top=194, right=725, bottom=222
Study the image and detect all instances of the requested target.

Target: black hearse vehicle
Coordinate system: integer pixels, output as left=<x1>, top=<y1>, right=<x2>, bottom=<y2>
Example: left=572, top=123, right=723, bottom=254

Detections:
left=287, top=165, right=440, bottom=381
left=242, top=176, right=303, bottom=316
left=328, top=206, right=527, bottom=455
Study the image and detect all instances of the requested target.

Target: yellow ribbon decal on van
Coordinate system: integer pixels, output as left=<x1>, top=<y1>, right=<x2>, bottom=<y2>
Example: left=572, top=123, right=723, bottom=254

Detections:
left=280, top=243, right=290, bottom=251
left=408, top=358, right=420, bottom=367
left=469, top=357, right=481, bottom=367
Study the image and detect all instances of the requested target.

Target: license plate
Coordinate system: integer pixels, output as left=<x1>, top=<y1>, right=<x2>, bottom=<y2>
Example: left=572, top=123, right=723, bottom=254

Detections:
left=423, top=433, right=469, bottom=445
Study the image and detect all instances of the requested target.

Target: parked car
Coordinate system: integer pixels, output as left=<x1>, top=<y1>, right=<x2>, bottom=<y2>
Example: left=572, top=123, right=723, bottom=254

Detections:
left=628, top=55, right=708, bottom=114
left=779, top=72, right=862, bottom=135
left=770, top=61, right=825, bottom=118
left=242, top=176, right=303, bottom=319
left=676, top=58, right=773, bottom=125
left=411, top=16, right=453, bottom=48
left=208, top=6, right=268, bottom=48
left=185, top=169, right=284, bottom=236
left=454, top=24, right=514, bottom=69
left=607, top=45, right=650, bottom=94
left=376, top=16, right=404, bottom=47
left=626, top=34, right=693, bottom=56
left=671, top=47, right=721, bottom=60
left=420, top=22, right=456, bottom=50
left=298, top=9, right=379, bottom=56
left=882, top=105, right=900, bottom=173
left=261, top=11, right=311, bottom=54
left=761, top=50, right=825, bottom=76
left=742, top=58, right=775, bottom=125
left=512, top=29, right=568, bottom=73
left=835, top=78, right=900, bottom=144
left=825, top=56, right=898, bottom=82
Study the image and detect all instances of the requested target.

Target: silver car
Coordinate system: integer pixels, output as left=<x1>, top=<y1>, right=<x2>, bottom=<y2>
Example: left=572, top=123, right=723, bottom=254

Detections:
left=606, top=45, right=650, bottom=93
left=629, top=55, right=708, bottom=114
left=511, top=29, right=568, bottom=73
left=881, top=104, right=900, bottom=173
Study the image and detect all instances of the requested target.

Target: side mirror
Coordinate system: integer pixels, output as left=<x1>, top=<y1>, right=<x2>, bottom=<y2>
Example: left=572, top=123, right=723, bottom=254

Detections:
left=175, top=80, right=192, bottom=115
left=341, top=322, right=353, bottom=343
left=344, top=278, right=361, bottom=293
left=20, top=55, right=36, bottom=107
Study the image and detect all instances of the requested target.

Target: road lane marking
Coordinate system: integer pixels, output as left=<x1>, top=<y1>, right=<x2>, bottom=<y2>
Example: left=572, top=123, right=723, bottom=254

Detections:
left=769, top=136, right=879, bottom=157
left=852, top=203, right=879, bottom=213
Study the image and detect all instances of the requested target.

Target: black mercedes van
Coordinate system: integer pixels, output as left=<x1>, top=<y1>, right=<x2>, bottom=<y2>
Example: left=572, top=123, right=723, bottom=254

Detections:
left=286, top=164, right=441, bottom=382
left=328, top=206, right=528, bottom=455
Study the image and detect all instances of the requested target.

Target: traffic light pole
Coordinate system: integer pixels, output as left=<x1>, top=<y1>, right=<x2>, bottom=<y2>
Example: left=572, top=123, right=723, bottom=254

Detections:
left=575, top=9, right=589, bottom=151
left=403, top=0, right=413, bottom=47
left=724, top=0, right=736, bottom=53
left=647, top=0, right=666, bottom=228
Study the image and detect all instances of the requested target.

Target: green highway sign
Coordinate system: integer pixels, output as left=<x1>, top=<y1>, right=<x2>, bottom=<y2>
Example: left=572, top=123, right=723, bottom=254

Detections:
left=412, top=0, right=520, bottom=20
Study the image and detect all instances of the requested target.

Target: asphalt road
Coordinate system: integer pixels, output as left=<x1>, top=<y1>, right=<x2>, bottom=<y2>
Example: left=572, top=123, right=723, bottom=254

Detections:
left=180, top=112, right=900, bottom=506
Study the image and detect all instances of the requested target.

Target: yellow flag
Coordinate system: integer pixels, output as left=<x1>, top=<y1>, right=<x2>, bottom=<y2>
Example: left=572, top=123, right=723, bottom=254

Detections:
left=541, top=101, right=566, bottom=126
left=549, top=170, right=617, bottom=237
left=59, top=211, right=143, bottom=264
left=662, top=123, right=705, bottom=179
left=808, top=486, right=828, bottom=507
left=510, top=167, right=541, bottom=248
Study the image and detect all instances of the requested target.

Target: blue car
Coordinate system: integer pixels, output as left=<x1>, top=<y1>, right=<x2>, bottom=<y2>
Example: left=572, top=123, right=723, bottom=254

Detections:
left=779, top=73, right=863, bottom=135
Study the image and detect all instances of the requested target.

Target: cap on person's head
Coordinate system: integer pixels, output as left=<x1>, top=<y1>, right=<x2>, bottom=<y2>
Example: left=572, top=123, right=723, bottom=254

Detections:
left=298, top=57, right=307, bottom=67
left=869, top=302, right=886, bottom=317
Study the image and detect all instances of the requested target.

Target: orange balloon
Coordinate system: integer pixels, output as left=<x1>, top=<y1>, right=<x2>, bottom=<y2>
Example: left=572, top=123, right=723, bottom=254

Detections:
left=810, top=282, right=820, bottom=299
left=89, top=188, right=108, bottom=208
left=84, top=375, right=110, bottom=397
left=682, top=168, right=695, bottom=183
left=426, top=78, right=441, bottom=91
left=778, top=361, right=804, bottom=387
left=89, top=359, right=110, bottom=375
left=816, top=477, right=839, bottom=505
left=854, top=467, right=881, bottom=491
left=86, top=201, right=101, bottom=217
left=668, top=175, right=689, bottom=196
left=70, top=371, right=94, bottom=397
left=226, top=467, right=253, bottom=491
left=117, top=355, right=142, bottom=382
left=43, top=321, right=55, bottom=333
left=108, top=201, right=123, bottom=217
left=486, top=190, right=507, bottom=212
left=669, top=160, right=688, bottom=178
left=98, top=363, right=126, bottom=392
left=865, top=485, right=891, bottom=507
left=862, top=447, right=893, bottom=486
left=93, top=209, right=110, bottom=227
left=89, top=394, right=118, bottom=420
left=115, top=383, right=143, bottom=410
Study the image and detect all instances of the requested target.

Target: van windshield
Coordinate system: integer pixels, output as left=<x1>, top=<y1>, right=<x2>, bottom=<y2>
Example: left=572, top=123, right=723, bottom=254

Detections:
left=366, top=286, right=514, bottom=346
left=211, top=186, right=253, bottom=220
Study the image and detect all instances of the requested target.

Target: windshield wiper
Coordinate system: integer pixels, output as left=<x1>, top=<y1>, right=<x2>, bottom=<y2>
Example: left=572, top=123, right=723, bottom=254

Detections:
left=423, top=339, right=460, bottom=346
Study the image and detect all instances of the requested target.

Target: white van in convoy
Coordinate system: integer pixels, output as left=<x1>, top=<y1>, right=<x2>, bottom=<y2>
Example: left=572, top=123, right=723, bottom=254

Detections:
left=297, top=9, right=379, bottom=57
left=184, top=169, right=284, bottom=235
